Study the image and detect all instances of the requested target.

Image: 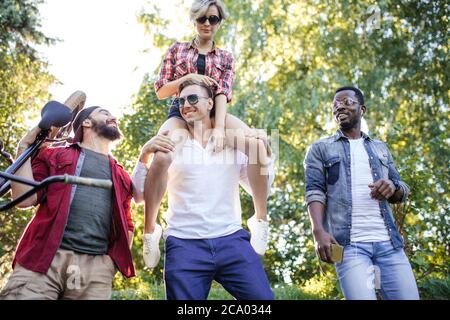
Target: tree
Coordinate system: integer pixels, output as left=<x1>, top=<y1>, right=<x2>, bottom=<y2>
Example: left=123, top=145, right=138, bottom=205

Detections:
left=0, top=0, right=55, bottom=283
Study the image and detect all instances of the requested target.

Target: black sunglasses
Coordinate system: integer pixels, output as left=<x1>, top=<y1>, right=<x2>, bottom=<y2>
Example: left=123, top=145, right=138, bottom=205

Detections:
left=176, top=94, right=209, bottom=107
left=196, top=15, right=221, bottom=26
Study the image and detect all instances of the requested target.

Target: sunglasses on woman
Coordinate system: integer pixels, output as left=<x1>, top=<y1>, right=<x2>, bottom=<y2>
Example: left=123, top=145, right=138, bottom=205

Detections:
left=176, top=94, right=210, bottom=107
left=196, top=15, right=221, bottom=26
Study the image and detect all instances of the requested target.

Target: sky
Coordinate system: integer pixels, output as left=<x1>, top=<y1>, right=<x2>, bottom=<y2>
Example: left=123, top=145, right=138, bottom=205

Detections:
left=37, top=0, right=178, bottom=117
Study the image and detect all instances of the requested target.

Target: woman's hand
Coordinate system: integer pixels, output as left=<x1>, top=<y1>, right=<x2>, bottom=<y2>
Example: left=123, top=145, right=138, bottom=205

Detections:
left=184, top=74, right=218, bottom=88
left=139, top=130, right=175, bottom=164
left=210, top=127, right=226, bottom=153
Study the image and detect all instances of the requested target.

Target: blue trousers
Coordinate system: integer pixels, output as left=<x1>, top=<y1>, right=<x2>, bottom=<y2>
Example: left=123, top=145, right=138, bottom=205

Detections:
left=164, top=229, right=274, bottom=300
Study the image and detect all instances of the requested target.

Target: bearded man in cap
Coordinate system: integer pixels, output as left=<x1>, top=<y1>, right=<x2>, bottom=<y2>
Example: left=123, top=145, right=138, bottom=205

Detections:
left=1, top=106, right=138, bottom=300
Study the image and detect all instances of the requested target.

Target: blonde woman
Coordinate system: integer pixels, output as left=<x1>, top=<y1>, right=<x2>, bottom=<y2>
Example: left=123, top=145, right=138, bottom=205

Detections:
left=139, top=0, right=272, bottom=268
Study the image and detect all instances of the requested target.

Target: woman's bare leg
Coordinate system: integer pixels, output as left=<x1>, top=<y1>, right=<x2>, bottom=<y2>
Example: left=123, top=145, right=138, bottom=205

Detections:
left=223, top=114, right=271, bottom=221
left=144, top=117, right=188, bottom=233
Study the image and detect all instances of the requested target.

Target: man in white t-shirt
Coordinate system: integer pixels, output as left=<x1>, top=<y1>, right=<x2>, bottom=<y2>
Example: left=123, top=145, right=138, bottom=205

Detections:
left=304, top=86, right=419, bottom=300
left=132, top=79, right=274, bottom=300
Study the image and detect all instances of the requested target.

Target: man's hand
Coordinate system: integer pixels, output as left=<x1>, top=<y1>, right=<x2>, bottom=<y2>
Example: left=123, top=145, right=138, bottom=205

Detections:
left=210, top=127, right=226, bottom=153
left=313, top=229, right=338, bottom=263
left=369, top=178, right=396, bottom=201
left=16, top=126, right=41, bottom=157
left=139, top=130, right=175, bottom=164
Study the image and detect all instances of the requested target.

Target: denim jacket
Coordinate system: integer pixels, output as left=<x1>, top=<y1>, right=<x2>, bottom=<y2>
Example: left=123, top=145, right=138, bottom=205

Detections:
left=303, top=130, right=409, bottom=249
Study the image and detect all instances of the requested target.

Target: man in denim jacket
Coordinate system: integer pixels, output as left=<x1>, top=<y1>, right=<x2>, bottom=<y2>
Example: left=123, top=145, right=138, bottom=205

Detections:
left=304, top=86, right=419, bottom=300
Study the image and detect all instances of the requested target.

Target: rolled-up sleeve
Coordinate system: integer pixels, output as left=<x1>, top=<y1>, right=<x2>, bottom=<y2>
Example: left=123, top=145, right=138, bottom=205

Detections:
left=131, top=161, right=149, bottom=204
left=154, top=43, right=177, bottom=93
left=31, top=148, right=52, bottom=204
left=303, top=143, right=327, bottom=205
left=214, top=50, right=235, bottom=102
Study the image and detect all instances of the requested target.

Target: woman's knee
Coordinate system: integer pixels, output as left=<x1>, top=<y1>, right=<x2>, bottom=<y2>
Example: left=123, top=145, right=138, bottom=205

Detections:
left=225, top=113, right=250, bottom=131
left=247, top=138, right=268, bottom=163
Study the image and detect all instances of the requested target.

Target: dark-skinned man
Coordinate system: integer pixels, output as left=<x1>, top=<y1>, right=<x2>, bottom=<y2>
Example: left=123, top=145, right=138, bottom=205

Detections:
left=304, top=86, right=419, bottom=300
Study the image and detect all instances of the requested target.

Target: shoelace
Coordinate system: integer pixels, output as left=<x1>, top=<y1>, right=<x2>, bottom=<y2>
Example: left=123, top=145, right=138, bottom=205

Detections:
left=259, top=226, right=269, bottom=241
left=143, top=237, right=153, bottom=253
left=254, top=221, right=269, bottom=243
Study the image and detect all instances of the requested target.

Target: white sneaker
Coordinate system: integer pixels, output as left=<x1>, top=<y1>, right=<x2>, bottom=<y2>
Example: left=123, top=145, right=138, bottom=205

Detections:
left=247, top=214, right=269, bottom=255
left=143, top=224, right=162, bottom=268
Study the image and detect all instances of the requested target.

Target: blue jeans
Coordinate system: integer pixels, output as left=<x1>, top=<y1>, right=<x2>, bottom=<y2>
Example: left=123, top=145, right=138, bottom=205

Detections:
left=335, top=241, right=420, bottom=300
left=163, top=229, right=274, bottom=300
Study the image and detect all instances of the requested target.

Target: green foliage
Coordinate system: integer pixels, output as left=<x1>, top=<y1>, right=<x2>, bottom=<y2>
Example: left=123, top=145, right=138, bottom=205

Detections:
left=418, top=276, right=450, bottom=300
left=0, top=0, right=55, bottom=57
left=0, top=0, right=56, bottom=284
left=111, top=280, right=341, bottom=300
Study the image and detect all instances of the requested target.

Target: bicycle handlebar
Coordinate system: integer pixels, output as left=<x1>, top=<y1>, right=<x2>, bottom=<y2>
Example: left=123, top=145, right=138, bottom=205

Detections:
left=63, top=174, right=113, bottom=189
left=0, top=172, right=112, bottom=211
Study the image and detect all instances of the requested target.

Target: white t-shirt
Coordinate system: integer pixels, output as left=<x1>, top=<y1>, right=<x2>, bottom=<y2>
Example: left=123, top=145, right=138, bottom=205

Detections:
left=349, top=138, right=390, bottom=242
left=132, top=137, right=275, bottom=239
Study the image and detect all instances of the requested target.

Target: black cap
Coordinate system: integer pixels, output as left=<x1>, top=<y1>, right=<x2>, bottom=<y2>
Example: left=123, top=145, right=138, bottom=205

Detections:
left=72, top=106, right=100, bottom=143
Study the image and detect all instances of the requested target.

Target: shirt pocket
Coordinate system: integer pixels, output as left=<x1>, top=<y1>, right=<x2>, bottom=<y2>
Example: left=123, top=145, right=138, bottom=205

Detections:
left=47, top=160, right=73, bottom=194
left=174, top=60, right=188, bottom=79
left=211, top=62, right=224, bottom=82
left=324, top=156, right=340, bottom=185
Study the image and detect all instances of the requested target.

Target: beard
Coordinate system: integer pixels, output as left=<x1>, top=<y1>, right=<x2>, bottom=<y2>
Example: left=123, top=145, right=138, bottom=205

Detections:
left=91, top=119, right=123, bottom=142
left=339, top=116, right=360, bottom=130
left=338, top=106, right=362, bottom=130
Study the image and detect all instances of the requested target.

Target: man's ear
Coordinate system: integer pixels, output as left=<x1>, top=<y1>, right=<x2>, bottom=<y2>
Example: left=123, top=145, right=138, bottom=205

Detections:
left=360, top=105, right=366, bottom=117
left=82, top=118, right=92, bottom=128
left=207, top=98, right=214, bottom=111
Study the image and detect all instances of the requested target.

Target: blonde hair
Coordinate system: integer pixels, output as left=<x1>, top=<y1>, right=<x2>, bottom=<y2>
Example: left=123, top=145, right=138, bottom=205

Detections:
left=190, top=0, right=229, bottom=22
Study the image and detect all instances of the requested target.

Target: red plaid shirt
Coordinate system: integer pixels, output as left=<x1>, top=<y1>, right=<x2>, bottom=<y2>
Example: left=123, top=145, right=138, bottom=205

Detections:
left=155, top=39, right=235, bottom=102
left=12, top=144, right=136, bottom=278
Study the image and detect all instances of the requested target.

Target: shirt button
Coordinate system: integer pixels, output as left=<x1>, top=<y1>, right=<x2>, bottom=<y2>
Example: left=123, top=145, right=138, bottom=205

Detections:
left=374, top=173, right=378, bottom=176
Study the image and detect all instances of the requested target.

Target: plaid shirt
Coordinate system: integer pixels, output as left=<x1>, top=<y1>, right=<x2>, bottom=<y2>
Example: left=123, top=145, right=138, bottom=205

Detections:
left=13, top=144, right=136, bottom=278
left=155, top=39, right=235, bottom=102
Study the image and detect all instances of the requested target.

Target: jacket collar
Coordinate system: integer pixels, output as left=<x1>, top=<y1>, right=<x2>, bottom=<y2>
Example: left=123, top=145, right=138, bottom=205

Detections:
left=333, top=129, right=372, bottom=142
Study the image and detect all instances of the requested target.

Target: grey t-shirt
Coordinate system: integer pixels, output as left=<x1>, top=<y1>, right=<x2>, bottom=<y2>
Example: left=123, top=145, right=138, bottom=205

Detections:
left=60, top=148, right=113, bottom=255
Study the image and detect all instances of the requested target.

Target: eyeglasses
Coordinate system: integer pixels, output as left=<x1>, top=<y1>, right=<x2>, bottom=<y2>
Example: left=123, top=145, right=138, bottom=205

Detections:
left=176, top=94, right=210, bottom=107
left=333, top=97, right=359, bottom=109
left=196, top=15, right=221, bottom=26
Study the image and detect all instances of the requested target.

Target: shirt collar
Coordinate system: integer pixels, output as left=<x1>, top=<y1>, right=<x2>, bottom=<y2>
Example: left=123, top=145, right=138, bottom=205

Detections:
left=189, top=38, right=217, bottom=54
left=333, top=129, right=372, bottom=142
left=70, top=142, right=115, bottom=161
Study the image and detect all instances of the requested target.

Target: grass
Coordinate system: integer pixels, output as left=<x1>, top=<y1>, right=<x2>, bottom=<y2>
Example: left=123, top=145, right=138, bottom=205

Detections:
left=111, top=281, right=337, bottom=300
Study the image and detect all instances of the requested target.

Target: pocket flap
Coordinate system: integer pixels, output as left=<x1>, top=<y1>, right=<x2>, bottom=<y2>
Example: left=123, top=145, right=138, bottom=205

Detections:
left=378, top=155, right=389, bottom=167
left=323, top=156, right=340, bottom=168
